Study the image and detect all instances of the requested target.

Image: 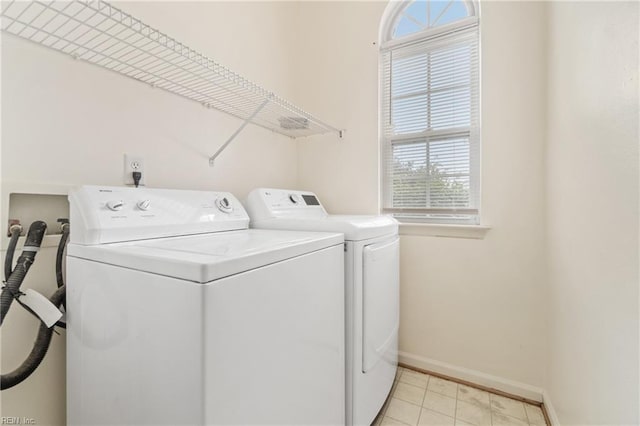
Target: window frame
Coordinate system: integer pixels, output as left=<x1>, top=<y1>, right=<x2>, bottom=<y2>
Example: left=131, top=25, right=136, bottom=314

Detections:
left=379, top=0, right=481, bottom=225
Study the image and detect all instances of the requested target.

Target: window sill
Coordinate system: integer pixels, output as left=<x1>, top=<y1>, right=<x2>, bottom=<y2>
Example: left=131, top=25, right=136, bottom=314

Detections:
left=399, top=223, right=491, bottom=239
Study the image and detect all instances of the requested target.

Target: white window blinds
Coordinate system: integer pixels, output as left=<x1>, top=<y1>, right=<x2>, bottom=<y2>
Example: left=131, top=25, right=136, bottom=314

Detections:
left=380, top=18, right=480, bottom=224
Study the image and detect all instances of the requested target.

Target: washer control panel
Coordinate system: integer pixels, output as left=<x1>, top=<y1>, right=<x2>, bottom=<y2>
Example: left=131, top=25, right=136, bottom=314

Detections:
left=69, top=186, right=249, bottom=245
left=137, top=199, right=151, bottom=211
left=215, top=196, right=234, bottom=213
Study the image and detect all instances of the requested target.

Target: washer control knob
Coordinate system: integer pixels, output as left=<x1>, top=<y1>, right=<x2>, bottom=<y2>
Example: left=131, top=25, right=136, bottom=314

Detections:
left=215, top=197, right=233, bottom=213
left=137, top=200, right=151, bottom=211
left=289, top=194, right=299, bottom=204
left=106, top=200, right=125, bottom=211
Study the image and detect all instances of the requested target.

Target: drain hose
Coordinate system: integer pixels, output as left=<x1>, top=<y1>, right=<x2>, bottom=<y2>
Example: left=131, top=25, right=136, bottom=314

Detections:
left=4, top=225, right=21, bottom=282
left=1, top=285, right=65, bottom=390
left=55, top=222, right=69, bottom=311
left=1, top=221, right=69, bottom=390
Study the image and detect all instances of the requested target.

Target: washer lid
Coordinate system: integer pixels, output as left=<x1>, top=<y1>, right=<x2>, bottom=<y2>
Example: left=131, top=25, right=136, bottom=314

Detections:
left=251, top=215, right=398, bottom=241
left=67, top=229, right=343, bottom=283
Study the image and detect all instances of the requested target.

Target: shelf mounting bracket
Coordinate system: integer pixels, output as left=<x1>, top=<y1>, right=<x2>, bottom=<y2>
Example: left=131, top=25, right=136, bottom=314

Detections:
left=209, top=97, right=271, bottom=167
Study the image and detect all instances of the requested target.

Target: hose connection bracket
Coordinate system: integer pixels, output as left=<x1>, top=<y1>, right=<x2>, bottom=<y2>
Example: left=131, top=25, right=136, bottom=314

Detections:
left=57, top=218, right=70, bottom=233
left=7, top=220, right=22, bottom=237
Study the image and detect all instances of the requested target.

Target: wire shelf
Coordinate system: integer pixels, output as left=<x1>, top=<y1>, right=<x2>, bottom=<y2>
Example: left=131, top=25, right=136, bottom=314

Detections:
left=1, top=0, right=342, bottom=146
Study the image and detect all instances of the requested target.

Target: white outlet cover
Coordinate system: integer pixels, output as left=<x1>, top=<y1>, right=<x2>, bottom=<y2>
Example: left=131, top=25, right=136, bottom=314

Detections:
left=124, top=154, right=145, bottom=186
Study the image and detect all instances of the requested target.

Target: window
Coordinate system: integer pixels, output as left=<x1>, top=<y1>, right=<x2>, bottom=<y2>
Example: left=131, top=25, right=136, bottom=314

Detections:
left=380, top=0, right=480, bottom=224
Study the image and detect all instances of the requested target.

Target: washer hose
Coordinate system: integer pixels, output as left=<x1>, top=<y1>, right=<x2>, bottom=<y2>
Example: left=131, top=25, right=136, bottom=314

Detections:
left=4, top=224, right=21, bottom=282
left=1, top=285, right=65, bottom=390
left=1, top=220, right=69, bottom=390
left=0, top=221, right=47, bottom=326
left=55, top=221, right=69, bottom=310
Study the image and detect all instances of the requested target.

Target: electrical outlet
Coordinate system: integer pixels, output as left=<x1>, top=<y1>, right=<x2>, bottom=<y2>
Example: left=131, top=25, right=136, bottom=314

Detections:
left=124, top=154, right=145, bottom=186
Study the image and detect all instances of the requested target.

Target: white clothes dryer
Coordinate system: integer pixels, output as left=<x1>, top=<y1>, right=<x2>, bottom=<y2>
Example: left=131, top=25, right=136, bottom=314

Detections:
left=66, top=186, right=345, bottom=426
left=245, top=188, right=399, bottom=426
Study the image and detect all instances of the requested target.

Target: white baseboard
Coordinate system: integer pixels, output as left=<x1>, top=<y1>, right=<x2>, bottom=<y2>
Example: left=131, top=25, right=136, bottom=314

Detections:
left=398, top=351, right=545, bottom=403
left=542, top=390, right=561, bottom=426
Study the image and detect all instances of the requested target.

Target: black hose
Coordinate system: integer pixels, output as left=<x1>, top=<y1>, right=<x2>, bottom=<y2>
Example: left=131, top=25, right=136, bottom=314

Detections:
left=55, top=226, right=69, bottom=288
left=55, top=223, right=69, bottom=310
left=1, top=221, right=68, bottom=390
left=0, top=221, right=47, bottom=326
left=0, top=285, right=65, bottom=390
left=4, top=226, right=21, bottom=282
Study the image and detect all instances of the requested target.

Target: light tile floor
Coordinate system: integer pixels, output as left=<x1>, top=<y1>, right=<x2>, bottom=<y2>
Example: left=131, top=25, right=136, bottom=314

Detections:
left=373, top=367, right=548, bottom=426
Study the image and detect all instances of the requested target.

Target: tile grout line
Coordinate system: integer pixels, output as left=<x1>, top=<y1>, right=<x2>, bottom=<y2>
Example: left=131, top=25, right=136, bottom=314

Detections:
left=385, top=373, right=423, bottom=426
left=425, top=376, right=457, bottom=400
left=489, top=392, right=494, bottom=426
left=493, top=391, right=540, bottom=426
left=414, top=377, right=424, bottom=426
left=522, top=394, right=531, bottom=426
left=453, top=381, right=459, bottom=425
left=415, top=374, right=429, bottom=425
left=397, top=371, right=462, bottom=426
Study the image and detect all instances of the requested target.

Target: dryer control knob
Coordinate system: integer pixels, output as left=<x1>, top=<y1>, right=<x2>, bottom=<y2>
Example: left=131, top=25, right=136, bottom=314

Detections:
left=137, top=200, right=151, bottom=211
left=215, top=197, right=233, bottom=213
left=289, top=194, right=299, bottom=204
left=106, top=200, right=125, bottom=211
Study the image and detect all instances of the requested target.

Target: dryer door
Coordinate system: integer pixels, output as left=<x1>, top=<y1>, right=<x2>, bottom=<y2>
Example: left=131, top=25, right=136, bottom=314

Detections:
left=362, top=236, right=399, bottom=373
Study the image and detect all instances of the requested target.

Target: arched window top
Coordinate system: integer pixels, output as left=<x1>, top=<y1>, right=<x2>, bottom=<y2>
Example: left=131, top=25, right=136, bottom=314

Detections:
left=379, top=0, right=481, bottom=224
left=383, top=0, right=477, bottom=43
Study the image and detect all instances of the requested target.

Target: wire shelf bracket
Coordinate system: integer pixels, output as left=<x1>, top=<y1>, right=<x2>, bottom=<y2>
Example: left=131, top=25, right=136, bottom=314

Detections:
left=0, top=0, right=344, bottom=167
left=209, top=97, right=271, bottom=167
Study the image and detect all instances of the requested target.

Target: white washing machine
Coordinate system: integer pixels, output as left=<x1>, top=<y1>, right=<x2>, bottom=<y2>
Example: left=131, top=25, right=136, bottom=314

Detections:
left=245, top=188, right=399, bottom=426
left=66, top=185, right=345, bottom=426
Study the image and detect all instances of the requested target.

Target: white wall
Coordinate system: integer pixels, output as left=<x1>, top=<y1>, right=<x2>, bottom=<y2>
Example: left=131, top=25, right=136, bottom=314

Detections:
left=1, top=2, right=299, bottom=424
left=2, top=1, right=639, bottom=424
left=295, top=1, right=549, bottom=389
left=546, top=2, right=639, bottom=424
left=292, top=1, right=383, bottom=214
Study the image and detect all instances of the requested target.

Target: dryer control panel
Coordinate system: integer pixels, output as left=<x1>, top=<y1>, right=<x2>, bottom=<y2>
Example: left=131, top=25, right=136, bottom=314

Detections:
left=244, top=188, right=328, bottom=221
left=69, top=186, right=249, bottom=245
